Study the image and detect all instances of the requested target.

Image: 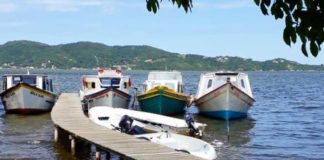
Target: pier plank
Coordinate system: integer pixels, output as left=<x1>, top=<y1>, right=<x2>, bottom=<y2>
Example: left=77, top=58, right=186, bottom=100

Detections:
left=51, top=93, right=202, bottom=160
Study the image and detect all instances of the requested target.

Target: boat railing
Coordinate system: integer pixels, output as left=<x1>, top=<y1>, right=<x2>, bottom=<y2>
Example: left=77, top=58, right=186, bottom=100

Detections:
left=130, top=86, right=140, bottom=110
left=53, top=83, right=61, bottom=95
left=0, top=82, right=3, bottom=92
left=148, top=72, right=182, bottom=81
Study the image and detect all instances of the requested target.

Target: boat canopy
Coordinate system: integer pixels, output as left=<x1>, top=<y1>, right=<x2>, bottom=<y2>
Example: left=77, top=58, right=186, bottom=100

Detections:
left=196, top=72, right=253, bottom=98
left=99, top=77, right=121, bottom=88
left=81, top=69, right=131, bottom=96
left=148, top=71, right=182, bottom=81
left=144, top=71, right=184, bottom=93
left=2, top=75, right=53, bottom=92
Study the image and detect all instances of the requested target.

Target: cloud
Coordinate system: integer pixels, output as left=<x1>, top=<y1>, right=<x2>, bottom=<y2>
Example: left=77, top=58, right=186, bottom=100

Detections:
left=27, top=0, right=104, bottom=12
left=0, top=21, right=27, bottom=28
left=0, top=1, right=145, bottom=14
left=0, top=2, right=17, bottom=13
left=24, top=0, right=142, bottom=13
left=0, top=0, right=253, bottom=13
left=194, top=0, right=253, bottom=9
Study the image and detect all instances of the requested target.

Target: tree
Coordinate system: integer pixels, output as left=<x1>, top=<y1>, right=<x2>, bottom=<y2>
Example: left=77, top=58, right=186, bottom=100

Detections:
left=145, top=0, right=324, bottom=57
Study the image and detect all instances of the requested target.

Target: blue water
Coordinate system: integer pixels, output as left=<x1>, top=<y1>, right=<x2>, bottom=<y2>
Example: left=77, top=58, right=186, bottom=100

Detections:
left=1, top=69, right=324, bottom=159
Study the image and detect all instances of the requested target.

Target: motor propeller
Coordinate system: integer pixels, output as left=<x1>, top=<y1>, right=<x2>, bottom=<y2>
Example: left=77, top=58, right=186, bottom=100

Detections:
left=184, top=112, right=202, bottom=137
left=118, top=115, right=145, bottom=135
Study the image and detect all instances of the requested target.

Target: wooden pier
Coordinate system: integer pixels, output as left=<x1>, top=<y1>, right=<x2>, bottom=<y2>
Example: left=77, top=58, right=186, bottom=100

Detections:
left=51, top=93, right=201, bottom=160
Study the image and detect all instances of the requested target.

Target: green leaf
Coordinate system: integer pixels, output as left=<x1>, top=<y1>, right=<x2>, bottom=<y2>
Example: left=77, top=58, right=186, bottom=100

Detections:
left=291, top=29, right=297, bottom=43
left=292, top=10, right=299, bottom=21
left=254, top=0, right=260, bottom=5
left=301, top=43, right=308, bottom=57
left=152, top=3, right=157, bottom=13
left=283, top=27, right=291, bottom=46
left=281, top=3, right=290, bottom=15
left=270, top=3, right=276, bottom=15
left=271, top=3, right=283, bottom=19
left=285, top=15, right=293, bottom=26
left=310, top=41, right=319, bottom=57
left=304, top=0, right=312, bottom=9
left=289, top=0, right=297, bottom=11
left=261, top=3, right=268, bottom=15
left=183, top=5, right=189, bottom=12
left=300, top=34, right=306, bottom=43
left=156, top=1, right=159, bottom=10
left=176, top=0, right=181, bottom=8
left=146, top=0, right=152, bottom=12
left=316, top=40, right=323, bottom=50
left=263, top=0, right=271, bottom=6
left=277, top=8, right=284, bottom=19
left=296, top=0, right=303, bottom=9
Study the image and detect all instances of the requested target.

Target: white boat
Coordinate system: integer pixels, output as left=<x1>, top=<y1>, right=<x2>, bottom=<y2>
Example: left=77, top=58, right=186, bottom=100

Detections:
left=195, top=72, right=255, bottom=120
left=135, top=132, right=217, bottom=160
left=80, top=67, right=131, bottom=111
left=88, top=106, right=217, bottom=160
left=89, top=106, right=206, bottom=137
left=0, top=74, right=57, bottom=114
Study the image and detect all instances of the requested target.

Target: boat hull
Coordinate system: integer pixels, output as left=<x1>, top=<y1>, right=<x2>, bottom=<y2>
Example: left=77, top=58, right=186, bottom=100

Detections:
left=138, top=86, right=188, bottom=115
left=135, top=132, right=217, bottom=160
left=195, top=83, right=254, bottom=120
left=84, top=87, right=131, bottom=109
left=0, top=83, right=56, bottom=114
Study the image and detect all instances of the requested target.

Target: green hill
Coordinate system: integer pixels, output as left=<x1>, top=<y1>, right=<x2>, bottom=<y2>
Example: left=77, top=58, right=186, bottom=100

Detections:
left=0, top=40, right=323, bottom=71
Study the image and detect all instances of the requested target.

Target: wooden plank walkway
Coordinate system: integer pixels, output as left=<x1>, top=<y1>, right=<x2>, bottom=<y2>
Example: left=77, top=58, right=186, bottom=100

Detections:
left=51, top=93, right=202, bottom=160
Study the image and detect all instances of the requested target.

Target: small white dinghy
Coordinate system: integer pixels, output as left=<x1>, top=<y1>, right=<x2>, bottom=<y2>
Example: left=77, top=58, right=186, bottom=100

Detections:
left=89, top=106, right=206, bottom=137
left=88, top=106, right=217, bottom=160
left=135, top=132, right=217, bottom=160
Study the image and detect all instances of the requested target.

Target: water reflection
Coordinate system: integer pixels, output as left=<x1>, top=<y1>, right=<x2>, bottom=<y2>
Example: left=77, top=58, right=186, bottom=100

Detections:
left=185, top=105, right=255, bottom=146
left=197, top=116, right=255, bottom=146
left=0, top=113, right=55, bottom=159
left=194, top=115, right=255, bottom=160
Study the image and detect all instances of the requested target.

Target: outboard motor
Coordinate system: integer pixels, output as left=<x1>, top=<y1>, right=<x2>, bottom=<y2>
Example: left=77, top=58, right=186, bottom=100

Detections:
left=129, top=125, right=145, bottom=135
left=80, top=99, right=89, bottom=115
left=119, top=115, right=145, bottom=135
left=119, top=115, right=133, bottom=133
left=184, top=112, right=199, bottom=137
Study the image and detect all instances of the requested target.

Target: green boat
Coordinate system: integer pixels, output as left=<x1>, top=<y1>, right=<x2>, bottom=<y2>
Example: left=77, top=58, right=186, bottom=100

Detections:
left=138, top=86, right=189, bottom=115
left=137, top=71, right=189, bottom=115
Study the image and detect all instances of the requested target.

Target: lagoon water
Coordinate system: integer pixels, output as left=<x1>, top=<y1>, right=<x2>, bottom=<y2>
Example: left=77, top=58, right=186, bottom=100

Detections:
left=1, top=70, right=324, bottom=159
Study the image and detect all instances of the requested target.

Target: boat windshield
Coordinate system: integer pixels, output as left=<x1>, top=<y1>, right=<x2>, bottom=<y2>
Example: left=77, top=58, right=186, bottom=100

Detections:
left=151, top=82, right=161, bottom=88
left=165, top=83, right=175, bottom=91
left=2, top=77, right=7, bottom=90
left=100, top=78, right=120, bottom=88
left=12, top=75, right=37, bottom=86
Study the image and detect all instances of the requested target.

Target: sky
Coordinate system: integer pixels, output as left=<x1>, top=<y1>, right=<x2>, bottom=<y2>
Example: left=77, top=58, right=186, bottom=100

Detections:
left=0, top=0, right=323, bottom=65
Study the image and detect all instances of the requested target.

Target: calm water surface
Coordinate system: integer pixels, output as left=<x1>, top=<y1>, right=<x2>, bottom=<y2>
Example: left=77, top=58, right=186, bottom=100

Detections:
left=1, top=69, right=324, bottom=159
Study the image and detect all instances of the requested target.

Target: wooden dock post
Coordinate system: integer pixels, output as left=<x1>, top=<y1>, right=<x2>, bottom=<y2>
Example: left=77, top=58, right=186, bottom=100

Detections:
left=69, top=135, right=75, bottom=155
left=54, top=126, right=58, bottom=142
left=91, top=144, right=100, bottom=160
left=95, top=150, right=100, bottom=160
